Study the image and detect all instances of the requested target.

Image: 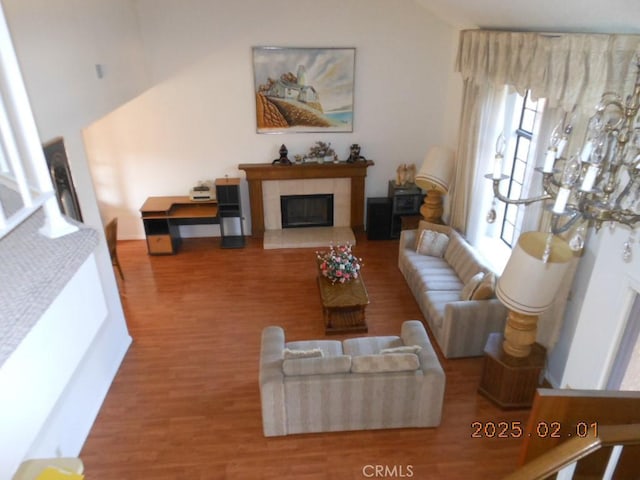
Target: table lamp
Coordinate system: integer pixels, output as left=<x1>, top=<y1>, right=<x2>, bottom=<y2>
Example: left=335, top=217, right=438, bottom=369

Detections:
left=414, top=146, right=455, bottom=224
left=496, top=231, right=573, bottom=358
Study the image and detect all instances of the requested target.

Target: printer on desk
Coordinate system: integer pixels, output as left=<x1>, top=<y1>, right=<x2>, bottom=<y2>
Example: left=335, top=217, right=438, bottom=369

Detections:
left=189, top=183, right=216, bottom=201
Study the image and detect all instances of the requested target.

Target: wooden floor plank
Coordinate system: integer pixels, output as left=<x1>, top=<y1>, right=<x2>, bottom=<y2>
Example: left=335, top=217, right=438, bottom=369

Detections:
left=80, top=234, right=528, bottom=479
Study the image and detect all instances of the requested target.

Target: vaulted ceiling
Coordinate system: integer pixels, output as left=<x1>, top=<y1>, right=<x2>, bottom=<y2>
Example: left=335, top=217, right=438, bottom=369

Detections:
left=415, top=0, right=640, bottom=34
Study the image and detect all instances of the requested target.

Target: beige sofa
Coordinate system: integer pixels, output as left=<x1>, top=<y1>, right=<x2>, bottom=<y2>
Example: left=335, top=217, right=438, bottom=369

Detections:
left=398, top=221, right=507, bottom=358
left=259, top=320, right=445, bottom=437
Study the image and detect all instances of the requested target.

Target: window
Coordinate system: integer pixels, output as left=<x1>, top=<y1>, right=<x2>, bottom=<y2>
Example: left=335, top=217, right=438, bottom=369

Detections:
left=499, top=91, right=544, bottom=248
left=474, top=88, right=546, bottom=274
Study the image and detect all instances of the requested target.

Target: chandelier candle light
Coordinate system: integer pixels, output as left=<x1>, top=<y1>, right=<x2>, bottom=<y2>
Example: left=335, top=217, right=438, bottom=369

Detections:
left=486, top=57, right=640, bottom=261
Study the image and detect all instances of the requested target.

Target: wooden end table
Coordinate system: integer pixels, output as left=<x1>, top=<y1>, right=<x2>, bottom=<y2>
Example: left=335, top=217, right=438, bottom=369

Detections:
left=317, top=270, right=369, bottom=335
left=478, top=333, right=546, bottom=409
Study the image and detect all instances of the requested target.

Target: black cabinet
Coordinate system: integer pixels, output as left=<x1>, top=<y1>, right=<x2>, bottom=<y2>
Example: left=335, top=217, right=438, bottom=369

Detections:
left=388, top=181, right=423, bottom=239
left=215, top=178, right=245, bottom=248
left=366, top=197, right=392, bottom=240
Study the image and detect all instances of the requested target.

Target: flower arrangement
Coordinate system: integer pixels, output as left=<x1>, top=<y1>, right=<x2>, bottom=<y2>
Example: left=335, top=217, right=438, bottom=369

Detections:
left=307, top=141, right=337, bottom=162
left=316, top=243, right=363, bottom=284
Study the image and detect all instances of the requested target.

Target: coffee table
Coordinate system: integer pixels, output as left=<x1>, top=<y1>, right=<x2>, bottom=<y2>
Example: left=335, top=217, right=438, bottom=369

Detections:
left=317, top=269, right=369, bottom=335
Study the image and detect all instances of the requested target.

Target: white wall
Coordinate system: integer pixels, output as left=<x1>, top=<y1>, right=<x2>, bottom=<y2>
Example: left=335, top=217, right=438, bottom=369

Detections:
left=4, top=0, right=149, bottom=135
left=545, top=230, right=600, bottom=386
left=82, top=0, right=461, bottom=239
left=559, top=226, right=640, bottom=389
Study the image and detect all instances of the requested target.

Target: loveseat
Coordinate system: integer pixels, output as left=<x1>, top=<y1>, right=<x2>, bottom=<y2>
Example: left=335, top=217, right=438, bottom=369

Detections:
left=259, top=320, right=445, bottom=437
left=398, top=221, right=507, bottom=358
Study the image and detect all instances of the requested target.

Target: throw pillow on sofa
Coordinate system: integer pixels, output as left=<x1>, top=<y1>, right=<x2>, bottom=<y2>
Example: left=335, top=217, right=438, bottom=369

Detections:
left=460, top=271, right=485, bottom=300
left=472, top=272, right=496, bottom=300
left=415, top=229, right=450, bottom=257
left=283, top=347, right=323, bottom=359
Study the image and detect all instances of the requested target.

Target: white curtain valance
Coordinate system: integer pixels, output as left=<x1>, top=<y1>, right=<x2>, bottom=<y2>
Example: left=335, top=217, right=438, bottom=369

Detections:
left=456, top=30, right=640, bottom=112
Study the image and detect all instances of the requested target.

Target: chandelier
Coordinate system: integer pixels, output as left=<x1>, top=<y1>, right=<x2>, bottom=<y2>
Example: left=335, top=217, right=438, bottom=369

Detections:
left=487, top=60, right=640, bottom=262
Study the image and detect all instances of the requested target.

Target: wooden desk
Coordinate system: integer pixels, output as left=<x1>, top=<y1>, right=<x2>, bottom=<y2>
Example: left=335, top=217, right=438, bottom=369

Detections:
left=140, top=196, right=218, bottom=254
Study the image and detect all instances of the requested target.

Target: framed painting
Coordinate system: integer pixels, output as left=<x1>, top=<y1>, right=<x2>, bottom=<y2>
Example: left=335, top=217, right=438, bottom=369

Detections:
left=253, top=47, right=355, bottom=133
left=43, top=137, right=83, bottom=222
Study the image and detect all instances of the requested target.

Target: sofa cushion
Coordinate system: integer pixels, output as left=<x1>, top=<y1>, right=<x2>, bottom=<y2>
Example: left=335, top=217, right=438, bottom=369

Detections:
left=420, top=269, right=464, bottom=291
left=282, top=355, right=352, bottom=376
left=460, top=271, right=485, bottom=300
left=424, top=290, right=463, bottom=328
left=444, top=230, right=488, bottom=284
left=401, top=250, right=464, bottom=291
left=283, top=347, right=323, bottom=359
left=415, top=229, right=450, bottom=257
left=343, top=336, right=402, bottom=356
left=351, top=353, right=420, bottom=373
left=472, top=272, right=496, bottom=300
left=286, top=340, right=343, bottom=357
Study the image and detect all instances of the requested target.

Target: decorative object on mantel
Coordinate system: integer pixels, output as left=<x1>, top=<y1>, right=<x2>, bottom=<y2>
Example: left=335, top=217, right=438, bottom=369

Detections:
left=487, top=58, right=640, bottom=261
left=272, top=144, right=292, bottom=166
left=253, top=47, right=355, bottom=134
left=305, top=141, right=337, bottom=163
left=395, top=163, right=416, bottom=186
left=415, top=146, right=455, bottom=224
left=347, top=144, right=367, bottom=163
left=316, top=243, right=362, bottom=284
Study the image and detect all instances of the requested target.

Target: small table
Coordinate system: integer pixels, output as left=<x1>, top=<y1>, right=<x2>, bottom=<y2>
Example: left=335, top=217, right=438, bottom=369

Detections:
left=317, top=270, right=369, bottom=335
left=478, top=333, right=546, bottom=409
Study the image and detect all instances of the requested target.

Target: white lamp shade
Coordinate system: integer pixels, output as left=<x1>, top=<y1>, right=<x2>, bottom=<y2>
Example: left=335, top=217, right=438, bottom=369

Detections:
left=496, top=232, right=573, bottom=315
left=414, top=146, right=455, bottom=194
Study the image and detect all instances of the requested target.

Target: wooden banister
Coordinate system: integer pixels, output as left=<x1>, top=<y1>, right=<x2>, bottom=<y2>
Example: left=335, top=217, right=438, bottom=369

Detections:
left=503, top=423, right=640, bottom=480
left=520, top=389, right=640, bottom=464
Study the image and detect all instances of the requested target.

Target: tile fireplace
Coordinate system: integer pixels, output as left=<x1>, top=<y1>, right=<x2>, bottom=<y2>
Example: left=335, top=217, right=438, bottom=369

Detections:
left=238, top=161, right=374, bottom=238
left=281, top=194, right=334, bottom=228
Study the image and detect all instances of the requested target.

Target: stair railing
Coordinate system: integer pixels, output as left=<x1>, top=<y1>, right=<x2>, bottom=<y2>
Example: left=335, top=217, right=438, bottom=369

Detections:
left=503, top=423, right=640, bottom=480
left=0, top=2, right=77, bottom=240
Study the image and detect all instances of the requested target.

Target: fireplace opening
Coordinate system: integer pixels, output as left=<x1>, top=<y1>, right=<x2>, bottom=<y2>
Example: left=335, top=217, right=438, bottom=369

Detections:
left=281, top=194, right=334, bottom=228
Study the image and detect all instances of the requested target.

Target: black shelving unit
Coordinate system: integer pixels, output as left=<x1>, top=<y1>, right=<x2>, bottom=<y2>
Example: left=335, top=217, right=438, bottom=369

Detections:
left=215, top=178, right=245, bottom=248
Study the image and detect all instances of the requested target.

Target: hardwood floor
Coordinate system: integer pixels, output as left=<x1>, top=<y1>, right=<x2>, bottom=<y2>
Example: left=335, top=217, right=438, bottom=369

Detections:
left=80, top=234, right=529, bottom=479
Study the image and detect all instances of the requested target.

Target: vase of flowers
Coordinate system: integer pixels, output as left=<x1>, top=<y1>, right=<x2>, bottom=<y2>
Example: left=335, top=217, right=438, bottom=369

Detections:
left=316, top=243, right=363, bottom=284
left=306, top=141, right=337, bottom=164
